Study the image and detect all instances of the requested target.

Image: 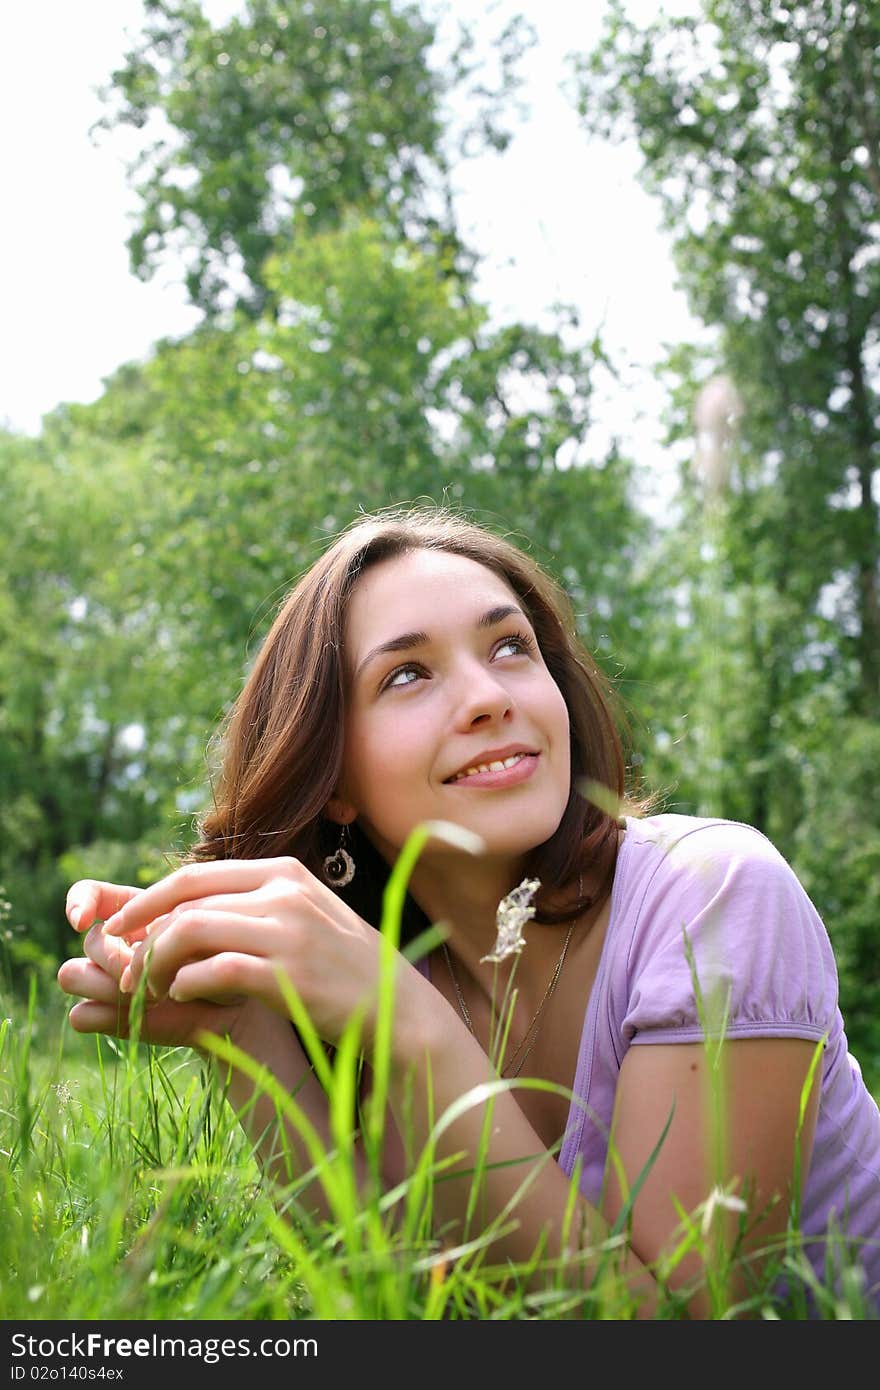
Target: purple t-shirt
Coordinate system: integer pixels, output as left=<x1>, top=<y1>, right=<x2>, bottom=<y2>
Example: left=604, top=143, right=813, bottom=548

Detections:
left=420, top=814, right=880, bottom=1310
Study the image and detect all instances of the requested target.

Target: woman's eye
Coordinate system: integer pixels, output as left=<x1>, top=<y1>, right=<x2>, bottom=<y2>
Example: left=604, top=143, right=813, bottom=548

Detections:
left=495, top=632, right=535, bottom=659
left=382, top=633, right=534, bottom=692
left=384, top=663, right=422, bottom=690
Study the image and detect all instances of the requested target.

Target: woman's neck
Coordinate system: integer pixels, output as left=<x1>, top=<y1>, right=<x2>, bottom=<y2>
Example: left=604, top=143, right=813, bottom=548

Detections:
left=408, top=853, right=588, bottom=1002
left=408, top=854, right=526, bottom=962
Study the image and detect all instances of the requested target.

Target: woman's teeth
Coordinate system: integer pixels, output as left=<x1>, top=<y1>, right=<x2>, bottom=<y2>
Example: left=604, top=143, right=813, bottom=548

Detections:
left=452, top=753, right=527, bottom=782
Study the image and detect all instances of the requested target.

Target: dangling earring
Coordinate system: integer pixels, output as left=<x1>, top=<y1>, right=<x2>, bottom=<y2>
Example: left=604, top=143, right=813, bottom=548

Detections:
left=323, top=823, right=356, bottom=887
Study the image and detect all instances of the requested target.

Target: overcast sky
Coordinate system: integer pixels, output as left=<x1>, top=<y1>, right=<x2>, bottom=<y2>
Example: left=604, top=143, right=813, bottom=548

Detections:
left=0, top=0, right=705, bottom=499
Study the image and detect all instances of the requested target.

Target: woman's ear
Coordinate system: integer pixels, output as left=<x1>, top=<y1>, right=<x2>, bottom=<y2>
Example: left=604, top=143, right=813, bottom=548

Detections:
left=324, top=796, right=357, bottom=826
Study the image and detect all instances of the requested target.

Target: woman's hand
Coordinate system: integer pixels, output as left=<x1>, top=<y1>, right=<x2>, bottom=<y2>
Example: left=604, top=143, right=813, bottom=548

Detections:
left=65, top=879, right=143, bottom=936
left=59, top=876, right=390, bottom=1224
left=58, top=879, right=257, bottom=1049
left=100, top=857, right=426, bottom=1054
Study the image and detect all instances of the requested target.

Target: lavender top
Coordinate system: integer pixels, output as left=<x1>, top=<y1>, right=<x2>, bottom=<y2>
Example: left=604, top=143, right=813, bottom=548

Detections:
left=420, top=814, right=880, bottom=1310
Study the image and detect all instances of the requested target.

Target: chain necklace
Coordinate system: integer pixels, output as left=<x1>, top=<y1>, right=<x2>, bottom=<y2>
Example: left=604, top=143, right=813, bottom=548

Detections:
left=442, top=910, right=578, bottom=1078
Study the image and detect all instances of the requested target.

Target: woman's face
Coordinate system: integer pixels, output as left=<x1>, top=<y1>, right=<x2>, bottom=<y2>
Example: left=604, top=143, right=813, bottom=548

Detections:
left=336, top=547, right=572, bottom=873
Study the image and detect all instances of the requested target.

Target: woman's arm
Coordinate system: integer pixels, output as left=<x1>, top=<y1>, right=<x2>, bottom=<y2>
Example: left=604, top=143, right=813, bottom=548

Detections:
left=388, top=993, right=661, bottom=1313
left=390, top=998, right=819, bottom=1318
left=603, top=1036, right=820, bottom=1314
left=59, top=884, right=403, bottom=1227
left=90, top=856, right=820, bottom=1312
left=202, top=1002, right=407, bottom=1226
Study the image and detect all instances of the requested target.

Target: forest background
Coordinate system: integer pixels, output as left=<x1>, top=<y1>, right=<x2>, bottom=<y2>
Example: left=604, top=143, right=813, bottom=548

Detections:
left=1, top=0, right=878, bottom=1089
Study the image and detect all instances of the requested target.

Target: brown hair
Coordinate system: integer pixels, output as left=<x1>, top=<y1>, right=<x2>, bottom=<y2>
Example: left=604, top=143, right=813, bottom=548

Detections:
left=188, top=504, right=649, bottom=935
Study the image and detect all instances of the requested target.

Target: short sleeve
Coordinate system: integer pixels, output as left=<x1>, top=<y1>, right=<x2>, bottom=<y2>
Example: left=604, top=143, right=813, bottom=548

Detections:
left=620, top=820, right=838, bottom=1047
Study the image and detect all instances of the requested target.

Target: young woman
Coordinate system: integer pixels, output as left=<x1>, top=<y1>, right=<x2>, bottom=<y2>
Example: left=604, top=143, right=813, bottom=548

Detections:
left=57, top=505, right=880, bottom=1317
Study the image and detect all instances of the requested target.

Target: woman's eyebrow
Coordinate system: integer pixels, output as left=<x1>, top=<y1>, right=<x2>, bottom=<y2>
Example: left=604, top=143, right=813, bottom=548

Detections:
left=354, top=604, right=528, bottom=682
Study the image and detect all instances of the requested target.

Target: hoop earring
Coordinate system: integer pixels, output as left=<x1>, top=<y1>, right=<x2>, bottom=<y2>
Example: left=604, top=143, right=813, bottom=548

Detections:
left=323, top=824, right=356, bottom=887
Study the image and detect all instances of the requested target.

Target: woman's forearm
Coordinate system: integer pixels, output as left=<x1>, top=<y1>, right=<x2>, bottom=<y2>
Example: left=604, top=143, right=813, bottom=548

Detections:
left=388, top=997, right=660, bottom=1313
left=211, top=1006, right=375, bottom=1226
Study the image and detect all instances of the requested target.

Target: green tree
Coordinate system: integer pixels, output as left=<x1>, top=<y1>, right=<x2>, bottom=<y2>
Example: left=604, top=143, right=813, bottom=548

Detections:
left=573, top=0, right=880, bottom=727
left=98, top=0, right=532, bottom=316
left=0, top=421, right=198, bottom=962
left=572, top=1, right=880, bottom=1057
left=3, top=1, right=666, bottom=977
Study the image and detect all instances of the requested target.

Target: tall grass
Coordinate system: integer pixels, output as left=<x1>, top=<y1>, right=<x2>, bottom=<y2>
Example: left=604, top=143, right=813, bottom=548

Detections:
left=1, top=831, right=875, bottom=1321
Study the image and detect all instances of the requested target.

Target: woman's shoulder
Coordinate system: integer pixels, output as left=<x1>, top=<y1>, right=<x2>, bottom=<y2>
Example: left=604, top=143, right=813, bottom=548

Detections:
left=609, top=812, right=839, bottom=1044
left=612, top=812, right=791, bottom=920
left=622, top=811, right=785, bottom=866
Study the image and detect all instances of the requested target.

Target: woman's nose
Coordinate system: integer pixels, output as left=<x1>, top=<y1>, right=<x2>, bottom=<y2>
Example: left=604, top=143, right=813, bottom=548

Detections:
left=451, top=663, right=513, bottom=728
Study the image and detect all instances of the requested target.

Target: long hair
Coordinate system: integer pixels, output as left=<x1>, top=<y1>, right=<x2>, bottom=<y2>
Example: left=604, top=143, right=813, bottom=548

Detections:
left=188, top=504, right=650, bottom=937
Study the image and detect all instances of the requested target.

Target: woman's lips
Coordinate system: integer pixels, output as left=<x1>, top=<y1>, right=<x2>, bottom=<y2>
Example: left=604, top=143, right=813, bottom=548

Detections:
left=446, top=752, right=540, bottom=789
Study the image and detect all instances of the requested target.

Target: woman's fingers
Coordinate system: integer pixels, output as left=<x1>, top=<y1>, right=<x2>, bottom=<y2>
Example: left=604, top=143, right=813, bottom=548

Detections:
left=67, top=1001, right=132, bottom=1036
left=134, top=891, right=274, bottom=944
left=66, top=881, right=142, bottom=933
left=82, top=924, right=134, bottom=979
left=121, top=910, right=283, bottom=999
left=57, top=957, right=123, bottom=1005
left=102, top=857, right=308, bottom=938
left=59, top=927, right=254, bottom=1048
left=166, top=951, right=267, bottom=1005
left=66, top=994, right=240, bottom=1049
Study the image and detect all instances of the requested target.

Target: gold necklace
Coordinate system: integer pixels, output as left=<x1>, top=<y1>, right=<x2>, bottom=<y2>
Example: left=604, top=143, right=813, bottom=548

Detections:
left=441, top=915, right=577, bottom=1078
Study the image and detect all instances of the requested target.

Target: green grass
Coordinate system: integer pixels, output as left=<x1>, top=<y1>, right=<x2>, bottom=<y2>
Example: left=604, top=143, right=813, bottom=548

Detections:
left=1, top=826, right=876, bottom=1322
left=1, top=972, right=877, bottom=1321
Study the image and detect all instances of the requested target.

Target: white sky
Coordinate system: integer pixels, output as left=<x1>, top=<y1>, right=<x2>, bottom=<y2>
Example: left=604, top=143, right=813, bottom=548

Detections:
left=0, top=0, right=705, bottom=497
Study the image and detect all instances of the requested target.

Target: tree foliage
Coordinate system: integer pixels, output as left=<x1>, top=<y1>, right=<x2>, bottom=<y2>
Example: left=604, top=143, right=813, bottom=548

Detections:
left=3, top=0, right=875, bottom=1073
left=573, top=0, right=880, bottom=720
left=98, top=0, right=532, bottom=316
left=2, top=1, right=656, bottom=978
left=573, top=1, right=880, bottom=1066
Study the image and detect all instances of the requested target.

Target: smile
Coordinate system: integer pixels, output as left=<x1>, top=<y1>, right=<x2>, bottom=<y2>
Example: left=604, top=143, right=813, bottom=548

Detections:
left=447, top=753, right=539, bottom=787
